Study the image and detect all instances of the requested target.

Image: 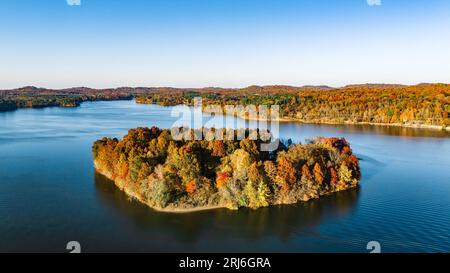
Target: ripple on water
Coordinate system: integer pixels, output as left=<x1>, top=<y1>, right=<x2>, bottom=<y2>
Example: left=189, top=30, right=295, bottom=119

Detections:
left=0, top=100, right=450, bottom=252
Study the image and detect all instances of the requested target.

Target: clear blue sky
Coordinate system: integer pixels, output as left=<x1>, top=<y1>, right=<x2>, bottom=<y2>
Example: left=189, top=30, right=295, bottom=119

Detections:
left=1, top=0, right=450, bottom=89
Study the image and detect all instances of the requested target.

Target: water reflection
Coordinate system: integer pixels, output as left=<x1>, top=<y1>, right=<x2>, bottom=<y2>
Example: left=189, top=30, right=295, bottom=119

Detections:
left=1, top=101, right=449, bottom=252
left=279, top=123, right=450, bottom=142
left=95, top=172, right=360, bottom=246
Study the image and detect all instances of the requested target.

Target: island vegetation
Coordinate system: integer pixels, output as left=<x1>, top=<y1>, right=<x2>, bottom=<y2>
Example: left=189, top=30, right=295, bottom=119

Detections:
left=93, top=127, right=361, bottom=212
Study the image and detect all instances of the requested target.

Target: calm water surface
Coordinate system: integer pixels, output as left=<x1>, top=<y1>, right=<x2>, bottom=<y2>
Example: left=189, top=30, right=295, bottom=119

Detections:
left=0, top=101, right=449, bottom=253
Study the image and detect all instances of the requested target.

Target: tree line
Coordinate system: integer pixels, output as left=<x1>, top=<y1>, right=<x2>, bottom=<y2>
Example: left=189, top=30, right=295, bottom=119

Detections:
left=3, top=84, right=448, bottom=129
left=136, top=84, right=450, bottom=128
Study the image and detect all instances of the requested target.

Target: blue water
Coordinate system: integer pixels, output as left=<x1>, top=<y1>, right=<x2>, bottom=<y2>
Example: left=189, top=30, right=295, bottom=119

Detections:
left=0, top=100, right=449, bottom=253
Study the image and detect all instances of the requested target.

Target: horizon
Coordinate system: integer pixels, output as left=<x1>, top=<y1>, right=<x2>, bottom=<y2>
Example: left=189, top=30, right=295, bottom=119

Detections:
left=2, top=82, right=449, bottom=91
left=1, top=0, right=450, bottom=88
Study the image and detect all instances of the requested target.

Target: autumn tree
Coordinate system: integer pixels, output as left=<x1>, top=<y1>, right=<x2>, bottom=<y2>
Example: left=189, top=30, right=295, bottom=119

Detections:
left=93, top=127, right=361, bottom=210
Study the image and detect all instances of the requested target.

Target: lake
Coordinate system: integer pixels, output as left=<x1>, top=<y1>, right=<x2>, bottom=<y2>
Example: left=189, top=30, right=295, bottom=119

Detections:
left=0, top=100, right=449, bottom=253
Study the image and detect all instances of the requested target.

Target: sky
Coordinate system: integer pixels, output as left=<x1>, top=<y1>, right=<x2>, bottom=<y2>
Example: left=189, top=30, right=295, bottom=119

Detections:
left=1, top=0, right=450, bottom=89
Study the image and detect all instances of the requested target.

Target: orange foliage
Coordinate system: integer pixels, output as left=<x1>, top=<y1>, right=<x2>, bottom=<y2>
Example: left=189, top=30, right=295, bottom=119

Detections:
left=301, top=164, right=312, bottom=180
left=277, top=156, right=297, bottom=184
left=346, top=155, right=359, bottom=168
left=342, top=146, right=351, bottom=156
left=216, top=172, right=231, bottom=189
left=211, top=141, right=226, bottom=157
left=185, top=180, right=197, bottom=194
left=313, top=163, right=324, bottom=185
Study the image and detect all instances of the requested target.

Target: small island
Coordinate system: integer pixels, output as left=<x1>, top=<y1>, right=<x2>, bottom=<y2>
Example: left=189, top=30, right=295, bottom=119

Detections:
left=93, top=127, right=361, bottom=212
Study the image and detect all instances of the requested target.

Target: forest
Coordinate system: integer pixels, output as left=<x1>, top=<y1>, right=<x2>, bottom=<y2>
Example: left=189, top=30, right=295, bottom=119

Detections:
left=0, top=86, right=229, bottom=111
left=0, top=85, right=308, bottom=111
left=136, top=84, right=450, bottom=129
left=93, top=127, right=361, bottom=211
left=0, top=86, right=136, bottom=110
left=2, top=84, right=449, bottom=130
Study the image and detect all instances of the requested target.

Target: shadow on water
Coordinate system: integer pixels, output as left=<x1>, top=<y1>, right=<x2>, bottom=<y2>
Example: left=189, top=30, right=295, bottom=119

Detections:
left=94, top=172, right=360, bottom=246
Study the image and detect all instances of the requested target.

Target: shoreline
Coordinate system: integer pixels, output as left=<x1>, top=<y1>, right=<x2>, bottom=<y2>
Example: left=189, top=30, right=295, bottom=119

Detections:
left=2, top=99, right=448, bottom=132
left=200, top=107, right=450, bottom=131
left=233, top=115, right=450, bottom=131
left=148, top=204, right=227, bottom=214
left=94, top=161, right=358, bottom=214
left=94, top=165, right=358, bottom=214
left=94, top=163, right=228, bottom=214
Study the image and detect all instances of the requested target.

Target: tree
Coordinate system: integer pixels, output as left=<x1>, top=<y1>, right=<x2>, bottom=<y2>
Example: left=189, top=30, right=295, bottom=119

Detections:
left=216, top=172, right=231, bottom=189
left=277, top=153, right=297, bottom=184
left=301, top=164, right=312, bottom=180
left=185, top=180, right=197, bottom=194
left=211, top=140, right=226, bottom=157
left=313, top=163, right=324, bottom=185
left=229, top=149, right=253, bottom=180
